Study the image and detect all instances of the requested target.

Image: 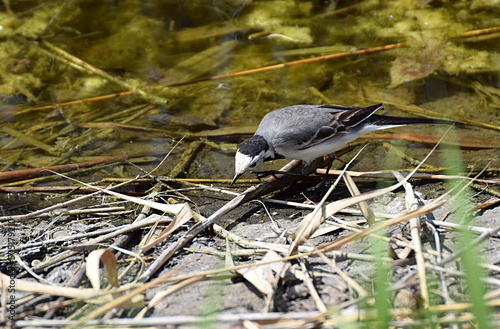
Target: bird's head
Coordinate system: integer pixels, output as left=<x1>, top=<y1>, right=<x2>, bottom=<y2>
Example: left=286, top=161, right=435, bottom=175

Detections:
left=231, top=135, right=270, bottom=186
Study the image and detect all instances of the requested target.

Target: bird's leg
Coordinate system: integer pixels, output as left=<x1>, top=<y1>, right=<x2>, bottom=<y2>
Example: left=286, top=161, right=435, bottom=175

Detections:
left=320, top=153, right=335, bottom=186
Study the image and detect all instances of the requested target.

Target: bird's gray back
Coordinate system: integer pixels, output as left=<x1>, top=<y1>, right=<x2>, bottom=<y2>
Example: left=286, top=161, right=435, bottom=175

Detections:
left=252, top=104, right=384, bottom=160
left=254, top=105, right=334, bottom=140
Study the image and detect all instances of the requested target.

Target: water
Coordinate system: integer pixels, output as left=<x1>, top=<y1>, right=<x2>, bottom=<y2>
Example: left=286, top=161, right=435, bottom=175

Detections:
left=0, top=0, right=498, bottom=188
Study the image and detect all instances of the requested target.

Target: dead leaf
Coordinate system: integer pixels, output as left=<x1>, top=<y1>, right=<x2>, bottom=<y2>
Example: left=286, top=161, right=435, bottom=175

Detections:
left=237, top=250, right=285, bottom=296
left=86, top=249, right=119, bottom=293
left=139, top=204, right=193, bottom=253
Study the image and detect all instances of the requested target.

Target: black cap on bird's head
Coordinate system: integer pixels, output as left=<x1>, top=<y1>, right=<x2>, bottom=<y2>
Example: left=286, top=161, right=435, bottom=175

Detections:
left=231, top=135, right=270, bottom=186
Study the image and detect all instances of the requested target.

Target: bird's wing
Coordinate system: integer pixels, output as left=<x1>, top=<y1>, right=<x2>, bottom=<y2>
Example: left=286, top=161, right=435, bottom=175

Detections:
left=272, top=104, right=384, bottom=151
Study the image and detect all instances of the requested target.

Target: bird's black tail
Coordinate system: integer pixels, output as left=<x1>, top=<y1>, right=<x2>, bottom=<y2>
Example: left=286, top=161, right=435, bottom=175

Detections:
left=368, top=114, right=461, bottom=127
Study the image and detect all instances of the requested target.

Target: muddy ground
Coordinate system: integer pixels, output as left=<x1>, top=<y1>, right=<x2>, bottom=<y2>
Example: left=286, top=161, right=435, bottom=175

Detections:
left=3, top=173, right=499, bottom=328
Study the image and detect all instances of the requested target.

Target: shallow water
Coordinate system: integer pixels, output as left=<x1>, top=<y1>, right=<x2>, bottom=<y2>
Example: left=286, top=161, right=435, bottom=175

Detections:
left=0, top=0, right=498, bottom=187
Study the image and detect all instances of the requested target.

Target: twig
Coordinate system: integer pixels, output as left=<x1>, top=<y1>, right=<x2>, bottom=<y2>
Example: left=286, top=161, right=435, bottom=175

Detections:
left=0, top=206, right=125, bottom=222
left=460, top=26, right=500, bottom=37
left=343, top=172, right=375, bottom=225
left=14, top=255, right=53, bottom=286
left=236, top=240, right=391, bottom=262
left=21, top=41, right=409, bottom=114
left=427, top=220, right=500, bottom=237
left=299, top=260, right=327, bottom=312
left=265, top=147, right=367, bottom=311
left=318, top=168, right=500, bottom=184
left=15, top=311, right=323, bottom=328
left=185, top=247, right=268, bottom=258
left=425, top=220, right=459, bottom=329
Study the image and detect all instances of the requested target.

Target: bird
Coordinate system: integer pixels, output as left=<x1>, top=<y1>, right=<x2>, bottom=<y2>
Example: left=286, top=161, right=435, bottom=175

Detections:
left=231, top=103, right=458, bottom=186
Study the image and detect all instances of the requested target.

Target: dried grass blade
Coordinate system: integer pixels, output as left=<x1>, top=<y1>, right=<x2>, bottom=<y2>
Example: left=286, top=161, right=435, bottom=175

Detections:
left=303, top=239, right=368, bottom=298
left=243, top=320, right=261, bottom=329
left=309, top=223, right=344, bottom=239
left=225, top=238, right=236, bottom=271
left=318, top=163, right=488, bottom=254
left=290, top=146, right=368, bottom=247
left=30, top=214, right=168, bottom=272
left=16, top=311, right=324, bottom=327
left=13, top=254, right=53, bottom=286
left=317, top=195, right=449, bottom=254
left=0, top=272, right=98, bottom=300
left=343, top=172, right=375, bottom=225
left=0, top=176, right=145, bottom=225
left=139, top=160, right=303, bottom=282
left=109, top=245, right=146, bottom=282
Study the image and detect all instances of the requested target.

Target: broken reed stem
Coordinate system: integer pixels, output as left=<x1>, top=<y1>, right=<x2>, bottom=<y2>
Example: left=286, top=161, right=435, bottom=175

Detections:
left=21, top=41, right=409, bottom=114
left=0, top=152, right=153, bottom=184
left=460, top=26, right=500, bottom=37
left=170, top=42, right=411, bottom=87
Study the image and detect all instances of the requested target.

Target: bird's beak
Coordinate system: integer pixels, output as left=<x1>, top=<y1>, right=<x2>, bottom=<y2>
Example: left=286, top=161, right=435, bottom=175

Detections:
left=230, top=173, right=242, bottom=187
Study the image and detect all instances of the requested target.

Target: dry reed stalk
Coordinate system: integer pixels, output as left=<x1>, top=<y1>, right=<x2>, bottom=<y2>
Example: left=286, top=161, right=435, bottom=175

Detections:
left=394, top=171, right=429, bottom=308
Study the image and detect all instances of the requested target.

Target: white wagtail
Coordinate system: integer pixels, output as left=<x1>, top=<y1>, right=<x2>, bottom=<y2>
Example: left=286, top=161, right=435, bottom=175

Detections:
left=231, top=103, right=458, bottom=185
